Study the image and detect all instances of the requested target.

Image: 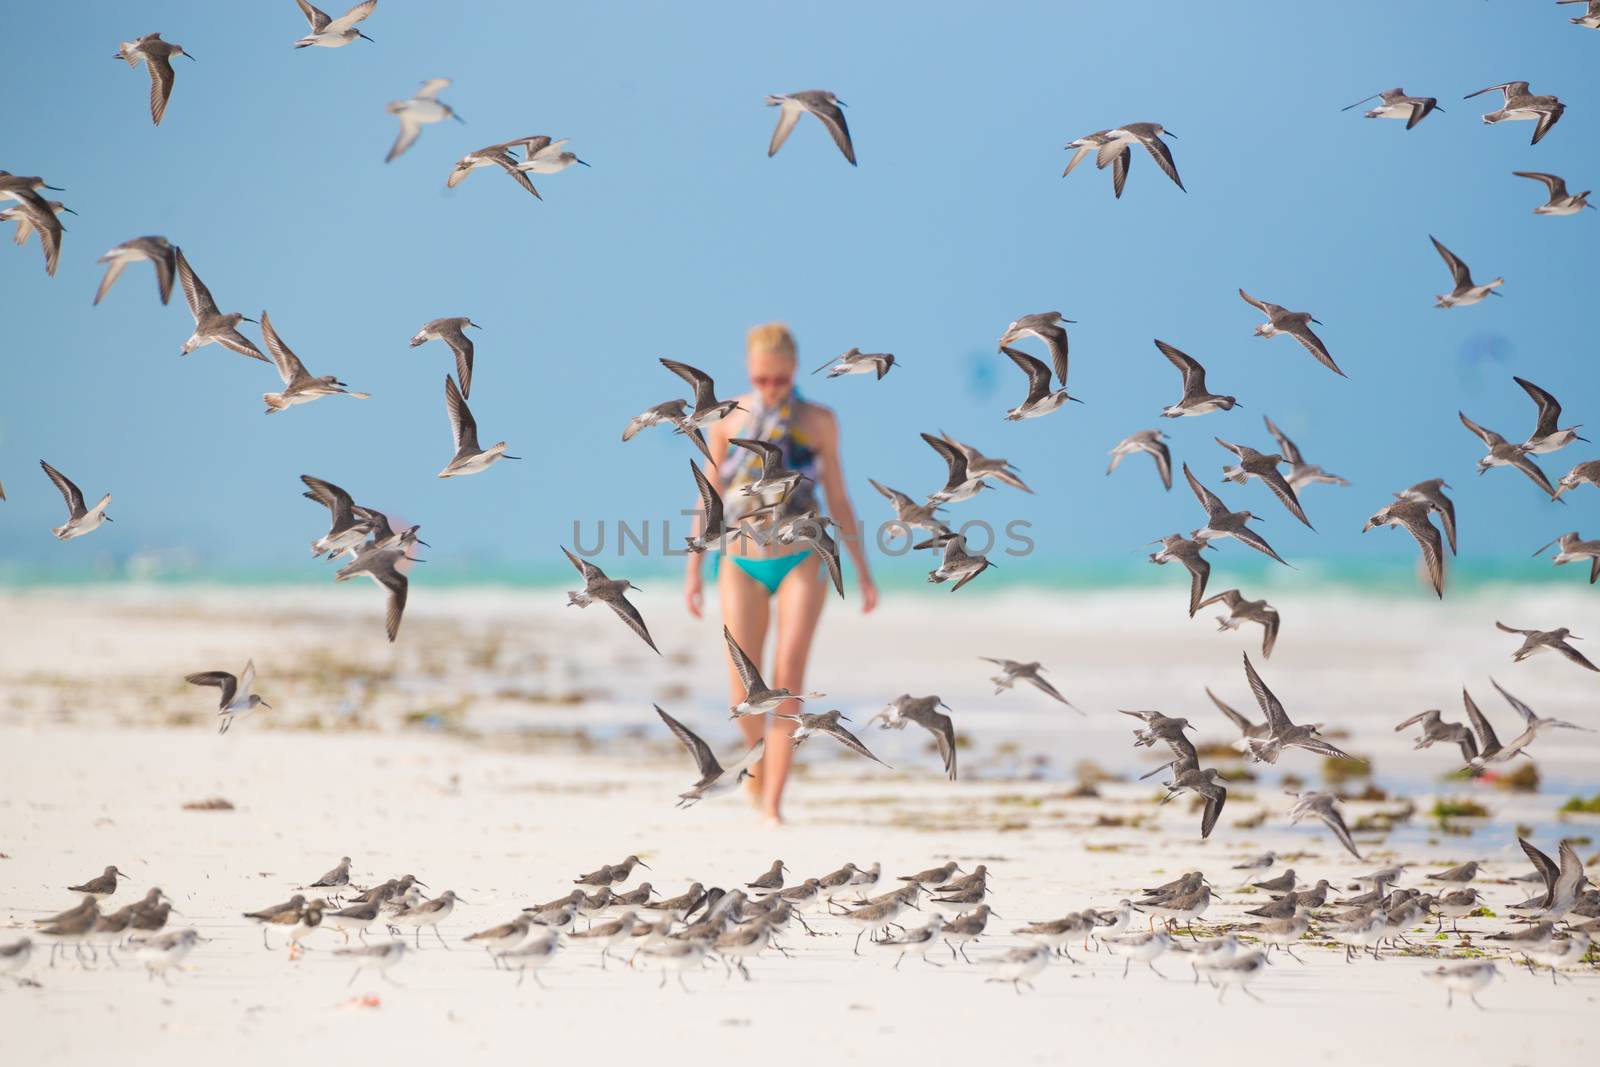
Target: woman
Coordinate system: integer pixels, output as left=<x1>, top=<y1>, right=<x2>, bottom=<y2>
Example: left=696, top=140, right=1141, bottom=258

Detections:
left=684, top=323, right=878, bottom=826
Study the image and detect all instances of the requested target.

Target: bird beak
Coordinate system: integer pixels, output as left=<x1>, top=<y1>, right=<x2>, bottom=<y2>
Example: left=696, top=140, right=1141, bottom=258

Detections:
left=452, top=112, right=467, bottom=124
left=183, top=52, right=197, bottom=61
left=359, top=32, right=375, bottom=42
left=416, top=538, right=431, bottom=547
left=836, top=99, right=848, bottom=108
left=62, top=207, right=78, bottom=215
left=261, top=701, right=273, bottom=709
left=104, top=515, right=115, bottom=522
left=576, top=158, right=591, bottom=167
left=241, top=316, right=258, bottom=324
left=1163, top=130, right=1178, bottom=138
left=639, top=861, right=652, bottom=871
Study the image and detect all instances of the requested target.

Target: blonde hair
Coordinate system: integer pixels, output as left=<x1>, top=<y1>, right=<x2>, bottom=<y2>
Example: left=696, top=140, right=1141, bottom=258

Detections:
left=745, top=322, right=797, bottom=363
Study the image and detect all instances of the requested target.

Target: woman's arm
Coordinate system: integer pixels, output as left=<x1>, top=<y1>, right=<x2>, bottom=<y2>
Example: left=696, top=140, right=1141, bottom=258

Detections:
left=811, top=406, right=878, bottom=614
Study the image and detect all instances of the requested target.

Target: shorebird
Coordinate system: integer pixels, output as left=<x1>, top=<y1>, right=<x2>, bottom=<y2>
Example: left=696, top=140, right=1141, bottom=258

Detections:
left=1394, top=709, right=1478, bottom=762
left=744, top=860, right=788, bottom=897
left=1342, top=87, right=1442, bottom=128
left=497, top=930, right=559, bottom=987
left=870, top=696, right=958, bottom=780
left=937, top=432, right=1032, bottom=494
left=409, top=318, right=479, bottom=398
left=39, top=461, right=113, bottom=541
left=1459, top=411, right=1558, bottom=498
left=999, top=345, right=1078, bottom=420
left=1424, top=961, right=1498, bottom=1009
left=1105, top=930, right=1174, bottom=979
left=727, top=438, right=808, bottom=504
left=1527, top=932, right=1591, bottom=984
left=1459, top=688, right=1503, bottom=764
left=765, top=507, right=845, bottom=598
left=334, top=541, right=414, bottom=642
left=1241, top=908, right=1310, bottom=963
left=301, top=475, right=373, bottom=558
left=778, top=709, right=891, bottom=766
left=260, top=311, right=369, bottom=413
left=1363, top=499, right=1446, bottom=597
left=1468, top=679, right=1595, bottom=771
left=999, top=312, right=1072, bottom=387
left=465, top=914, right=532, bottom=962
left=0, top=195, right=68, bottom=275
left=841, top=888, right=922, bottom=954
left=1184, top=465, right=1288, bottom=565
left=175, top=248, right=264, bottom=359
left=925, top=531, right=997, bottom=592
left=243, top=894, right=306, bottom=948
left=1263, top=415, right=1348, bottom=491
left=114, top=33, right=193, bottom=125
left=93, top=236, right=175, bottom=306
left=867, top=479, right=949, bottom=544
left=185, top=659, right=270, bottom=734
left=68, top=866, right=129, bottom=901
left=939, top=905, right=993, bottom=961
left=1465, top=81, right=1565, bottom=145
left=1513, top=171, right=1592, bottom=215
left=922, top=432, right=991, bottom=504
left=446, top=141, right=540, bottom=198
left=325, top=890, right=393, bottom=944
left=1238, top=289, right=1344, bottom=377
left=1242, top=653, right=1357, bottom=763
left=1288, top=791, right=1362, bottom=860
left=336, top=940, right=406, bottom=986
left=1513, top=377, right=1586, bottom=454
left=1429, top=861, right=1480, bottom=885
left=1208, top=690, right=1271, bottom=756
left=1108, top=430, right=1172, bottom=490
left=1013, top=913, right=1094, bottom=961
left=574, top=855, right=650, bottom=887
left=980, top=658, right=1080, bottom=710
left=1395, top=479, right=1457, bottom=554
left=812, top=347, right=895, bottom=379
left=561, top=546, right=657, bottom=653
left=567, top=910, right=640, bottom=969
left=1148, top=533, right=1213, bottom=616
left=659, top=358, right=743, bottom=429
left=1533, top=530, right=1600, bottom=583
left=1559, top=0, right=1600, bottom=27
left=514, top=137, right=588, bottom=176
left=293, top=0, right=376, bottom=46
left=386, top=79, right=462, bottom=162
left=683, top=460, right=733, bottom=553
left=309, top=857, right=353, bottom=896
left=439, top=375, right=519, bottom=476
left=1062, top=130, right=1131, bottom=196
left=624, top=400, right=712, bottom=464
left=1433, top=888, right=1481, bottom=934
left=1200, top=945, right=1265, bottom=1003
left=1430, top=236, right=1503, bottom=307
left=1093, top=124, right=1183, bottom=192
left=130, top=928, right=200, bottom=985
left=0, top=938, right=33, bottom=983
left=392, top=891, right=462, bottom=948
left=979, top=943, right=1049, bottom=993
left=1159, top=765, right=1228, bottom=840
left=656, top=705, right=765, bottom=807
left=1495, top=620, right=1598, bottom=672
left=875, top=915, right=946, bottom=969
left=765, top=90, right=854, bottom=164
left=1215, top=437, right=1312, bottom=527
left=1555, top=460, right=1600, bottom=500
left=1157, top=340, right=1237, bottom=417
left=725, top=624, right=820, bottom=715
left=1197, top=590, right=1281, bottom=658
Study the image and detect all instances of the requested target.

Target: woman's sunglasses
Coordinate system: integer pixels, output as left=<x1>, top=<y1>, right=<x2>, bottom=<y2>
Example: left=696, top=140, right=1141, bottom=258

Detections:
left=751, top=375, right=793, bottom=387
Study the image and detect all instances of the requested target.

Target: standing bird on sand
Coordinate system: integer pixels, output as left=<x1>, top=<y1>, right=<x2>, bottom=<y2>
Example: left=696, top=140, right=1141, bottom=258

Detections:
left=293, top=0, right=377, bottom=48
left=1341, top=87, right=1442, bottom=129
left=439, top=376, right=519, bottom=477
left=39, top=461, right=113, bottom=542
left=1363, top=499, right=1447, bottom=597
left=1238, top=289, right=1344, bottom=377
left=560, top=546, right=657, bottom=654
left=1430, top=236, right=1503, bottom=308
left=114, top=33, right=194, bottom=126
left=765, top=91, right=855, bottom=165
left=1512, top=171, right=1592, bottom=215
left=175, top=248, right=265, bottom=360
left=409, top=318, right=479, bottom=398
left=185, top=660, right=271, bottom=735
left=386, top=79, right=463, bottom=163
left=1108, top=430, right=1172, bottom=490
left=93, top=236, right=175, bottom=306
left=1464, top=81, right=1565, bottom=145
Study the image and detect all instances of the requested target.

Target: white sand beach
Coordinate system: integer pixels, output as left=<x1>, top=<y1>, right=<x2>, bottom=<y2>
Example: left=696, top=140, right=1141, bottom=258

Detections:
left=2, top=583, right=1597, bottom=1065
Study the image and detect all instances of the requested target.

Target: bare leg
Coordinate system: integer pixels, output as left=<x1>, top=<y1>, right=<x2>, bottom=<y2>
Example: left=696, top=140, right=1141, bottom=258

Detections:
left=719, top=557, right=771, bottom=806
left=764, top=555, right=827, bottom=824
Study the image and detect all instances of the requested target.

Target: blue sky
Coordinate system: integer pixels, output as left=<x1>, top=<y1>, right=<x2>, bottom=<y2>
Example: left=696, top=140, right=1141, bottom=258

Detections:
left=2, top=1, right=1597, bottom=582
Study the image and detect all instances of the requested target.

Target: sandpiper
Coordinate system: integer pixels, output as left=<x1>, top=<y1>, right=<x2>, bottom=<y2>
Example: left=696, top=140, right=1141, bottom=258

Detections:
left=184, top=659, right=270, bottom=734
left=1513, top=377, right=1586, bottom=453
left=625, top=400, right=712, bottom=463
left=1555, top=460, right=1600, bottom=500
left=1527, top=932, right=1591, bottom=984
left=1394, top=709, right=1478, bottom=762
left=1559, top=0, right=1600, bottom=25
left=1288, top=791, right=1363, bottom=859
left=765, top=91, right=854, bottom=164
left=1149, top=533, right=1213, bottom=616
left=1106, top=930, right=1173, bottom=979
left=309, top=856, right=353, bottom=896
left=393, top=890, right=461, bottom=948
left=725, top=624, right=821, bottom=716
left=1342, top=87, right=1442, bottom=128
left=386, top=79, right=462, bottom=163
left=840, top=887, right=921, bottom=954
left=243, top=894, right=305, bottom=948
left=447, top=142, right=540, bottom=198
left=93, top=236, right=175, bottom=306
left=1108, top=430, right=1172, bottom=490
left=922, top=432, right=991, bottom=504
left=1395, top=478, right=1456, bottom=554
left=867, top=479, right=949, bottom=544
left=1362, top=499, right=1446, bottom=597
left=1532, top=530, right=1600, bottom=584
left=335, top=542, right=414, bottom=642
left=115, top=33, right=194, bottom=125
left=1238, top=289, right=1344, bottom=377
left=1423, top=960, right=1498, bottom=1009
left=1262, top=415, right=1348, bottom=491
left=1013, top=913, right=1094, bottom=961
left=293, top=0, right=376, bottom=47
left=999, top=312, right=1072, bottom=387
left=561, top=546, right=657, bottom=653
left=409, top=318, right=479, bottom=397
left=175, top=248, right=265, bottom=360
left=567, top=910, right=639, bottom=968
left=660, top=358, right=743, bottom=429
left=440, top=375, right=520, bottom=476
left=1434, top=888, right=1481, bottom=934
left=1513, top=171, right=1592, bottom=215
left=68, top=866, right=129, bottom=901
left=1215, top=437, right=1312, bottom=527
left=39, top=461, right=113, bottom=541
left=497, top=930, right=559, bottom=987
left=464, top=914, right=532, bottom=962
left=812, top=347, right=895, bottom=380
left=1495, top=620, right=1598, bottom=672
left=656, top=704, right=765, bottom=807
left=0, top=938, right=33, bottom=983
left=980, top=658, right=1080, bottom=710
left=870, top=695, right=959, bottom=780
left=778, top=709, right=890, bottom=766
left=1062, top=130, right=1131, bottom=197
left=1470, top=682, right=1595, bottom=770
left=260, top=310, right=370, bottom=412
left=926, top=531, right=996, bottom=593
left=1242, top=907, right=1310, bottom=962
left=325, top=891, right=392, bottom=944
left=1461, top=410, right=1560, bottom=498
left=0, top=197, right=67, bottom=275
left=1197, top=590, right=1281, bottom=658
left=1241, top=653, right=1357, bottom=763
left=1184, top=465, right=1287, bottom=565
left=336, top=940, right=406, bottom=987
left=1230, top=850, right=1277, bottom=885
left=1096, top=124, right=1183, bottom=192
left=875, top=915, right=946, bottom=969
left=1157, top=340, right=1237, bottom=417
left=1464, top=81, right=1565, bottom=145
left=130, top=928, right=200, bottom=985
left=301, top=476, right=372, bottom=558
left=515, top=137, right=589, bottom=176
left=1430, top=236, right=1503, bottom=307
left=1000, top=345, right=1078, bottom=420
left=728, top=437, right=807, bottom=501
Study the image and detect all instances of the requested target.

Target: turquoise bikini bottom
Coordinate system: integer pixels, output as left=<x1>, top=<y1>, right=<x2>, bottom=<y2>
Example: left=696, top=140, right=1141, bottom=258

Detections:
left=711, top=550, right=814, bottom=595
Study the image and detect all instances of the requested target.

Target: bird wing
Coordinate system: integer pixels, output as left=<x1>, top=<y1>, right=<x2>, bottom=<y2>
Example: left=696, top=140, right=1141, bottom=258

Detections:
left=39, top=460, right=86, bottom=515
left=1558, top=642, right=1600, bottom=672
left=1495, top=620, right=1536, bottom=636
left=656, top=705, right=720, bottom=779
left=1458, top=410, right=1504, bottom=448
left=1461, top=689, right=1502, bottom=753
left=606, top=594, right=660, bottom=654
left=444, top=375, right=479, bottom=452
left=16, top=199, right=61, bottom=276
left=1518, top=837, right=1559, bottom=905
left=1431, top=236, right=1472, bottom=289
left=690, top=460, right=724, bottom=532
left=1507, top=451, right=1558, bottom=498
left=1022, top=672, right=1074, bottom=708
left=185, top=670, right=239, bottom=708
left=1110, top=146, right=1130, bottom=198
left=327, top=0, right=377, bottom=31
left=1531, top=105, right=1563, bottom=146
left=1396, top=509, right=1445, bottom=597
left=1197, top=588, right=1243, bottom=610
left=387, top=115, right=423, bottom=163
left=1206, top=687, right=1255, bottom=732
left=214, top=327, right=268, bottom=362
left=560, top=544, right=604, bottom=582
left=1285, top=322, right=1345, bottom=377
left=93, top=257, right=129, bottom=306
left=1553, top=842, right=1586, bottom=906
left=1320, top=805, right=1362, bottom=860
left=820, top=720, right=891, bottom=767
left=766, top=98, right=804, bottom=158
left=807, top=97, right=857, bottom=165
left=1198, top=783, right=1227, bottom=839
left=1393, top=710, right=1435, bottom=731
left=1513, top=171, right=1568, bottom=200
left=1156, top=339, right=1208, bottom=396
left=1238, top=288, right=1273, bottom=315
left=1183, top=463, right=1228, bottom=521
left=415, top=78, right=451, bottom=100
left=1261, top=415, right=1304, bottom=466
left=1489, top=678, right=1539, bottom=726
left=433, top=321, right=475, bottom=399
left=1000, top=345, right=1052, bottom=404
left=723, top=625, right=765, bottom=692
left=260, top=311, right=311, bottom=386
left=1041, top=325, right=1070, bottom=386
left=146, top=53, right=176, bottom=126
left=297, top=0, right=332, bottom=31
left=488, top=149, right=542, bottom=199
left=659, top=358, right=716, bottom=409
left=175, top=248, right=218, bottom=320
left=1139, top=133, right=1184, bottom=190
left=1513, top=376, right=1563, bottom=441
left=1242, top=653, right=1291, bottom=731
left=1182, top=549, right=1210, bottom=618
left=1258, top=464, right=1313, bottom=528
left=921, top=431, right=969, bottom=492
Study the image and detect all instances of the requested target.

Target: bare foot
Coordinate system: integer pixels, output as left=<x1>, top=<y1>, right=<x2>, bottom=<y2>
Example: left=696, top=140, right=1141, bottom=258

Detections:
left=761, top=809, right=784, bottom=828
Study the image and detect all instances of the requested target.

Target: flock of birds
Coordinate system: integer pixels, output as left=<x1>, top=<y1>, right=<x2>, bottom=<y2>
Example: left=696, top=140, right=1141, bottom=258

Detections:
left=4, top=839, right=1594, bottom=1004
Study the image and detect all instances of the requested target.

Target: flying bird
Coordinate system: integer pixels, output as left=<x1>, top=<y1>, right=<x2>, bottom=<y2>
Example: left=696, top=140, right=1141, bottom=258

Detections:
left=409, top=318, right=479, bottom=398
left=1241, top=653, right=1359, bottom=764
left=561, top=546, right=657, bottom=654
left=1395, top=479, right=1456, bottom=554
left=1238, top=289, right=1344, bottom=377
left=1157, top=341, right=1237, bottom=417
left=1532, top=530, right=1600, bottom=583
left=446, top=142, right=540, bottom=198
left=1495, top=621, right=1599, bottom=672
left=765, top=91, right=854, bottom=165
left=659, top=359, right=744, bottom=429
left=980, top=658, right=1081, bottom=711
left=1393, top=709, right=1478, bottom=763
left=1262, top=416, right=1348, bottom=492
left=777, top=709, right=890, bottom=767
left=1287, top=791, right=1363, bottom=860
left=386, top=79, right=462, bottom=163
left=1467, top=679, right=1595, bottom=769
left=1086, top=124, right=1183, bottom=193
left=812, top=348, right=895, bottom=380
left=1464, top=81, right=1565, bottom=145
left=1341, top=88, right=1442, bottom=129
left=999, top=346, right=1078, bottom=420
left=1512, top=377, right=1586, bottom=454
left=1184, top=464, right=1288, bottom=565
left=1512, top=171, right=1592, bottom=215
left=999, top=312, right=1072, bottom=386
left=937, top=432, right=1031, bottom=494
left=1430, top=236, right=1503, bottom=308
left=723, top=624, right=821, bottom=717
left=1558, top=0, right=1600, bottom=28
left=93, top=236, right=175, bottom=306
left=39, top=461, right=113, bottom=541
left=1459, top=411, right=1558, bottom=499
left=926, top=531, right=997, bottom=591
left=1148, top=533, right=1213, bottom=616
left=439, top=376, right=519, bottom=477
left=293, top=0, right=377, bottom=48
left=185, top=660, right=270, bottom=734
left=1062, top=130, right=1132, bottom=197
left=1108, top=430, right=1172, bottom=490
left=1197, top=590, right=1281, bottom=658
left=870, top=695, right=958, bottom=780
left=260, top=310, right=370, bottom=413
left=1215, top=437, right=1313, bottom=528
left=1363, top=499, right=1446, bottom=597
left=656, top=705, right=765, bottom=807
left=115, top=33, right=193, bottom=126
left=175, top=248, right=265, bottom=360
